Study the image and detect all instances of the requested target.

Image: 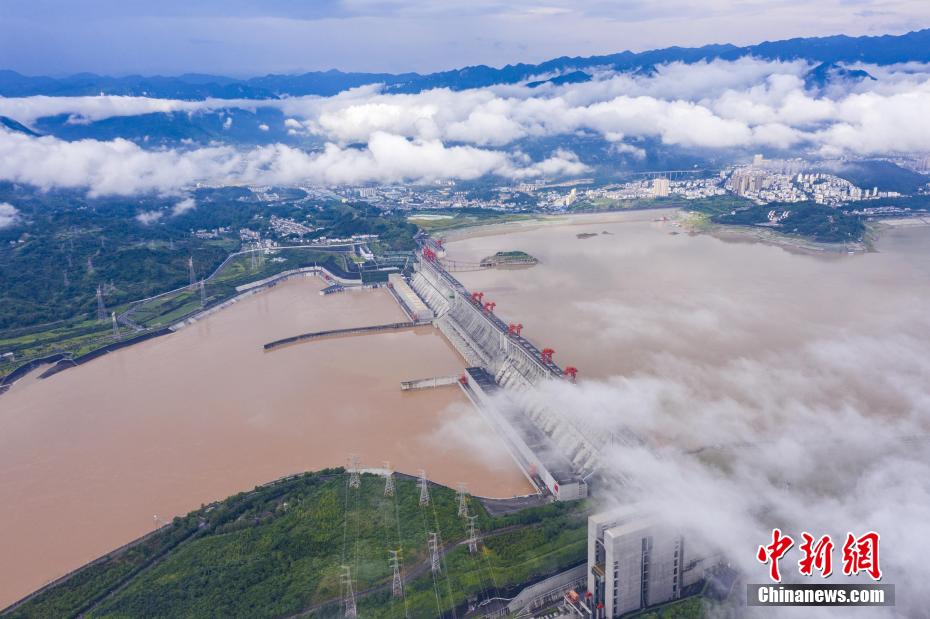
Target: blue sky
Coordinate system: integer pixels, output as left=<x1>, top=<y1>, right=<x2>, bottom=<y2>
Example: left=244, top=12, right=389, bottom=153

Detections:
left=1, top=0, right=929, bottom=76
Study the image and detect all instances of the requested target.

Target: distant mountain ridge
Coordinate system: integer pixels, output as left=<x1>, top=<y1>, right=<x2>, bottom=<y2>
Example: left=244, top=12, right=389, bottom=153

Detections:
left=2, top=28, right=929, bottom=100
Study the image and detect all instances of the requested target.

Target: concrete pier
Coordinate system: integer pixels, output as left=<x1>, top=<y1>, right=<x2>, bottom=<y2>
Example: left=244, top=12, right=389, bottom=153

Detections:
left=400, top=375, right=461, bottom=391
left=263, top=321, right=422, bottom=351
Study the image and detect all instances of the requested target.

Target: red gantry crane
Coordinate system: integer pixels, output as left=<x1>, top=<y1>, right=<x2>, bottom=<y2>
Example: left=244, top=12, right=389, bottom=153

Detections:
left=563, top=366, right=578, bottom=382
left=541, top=348, right=555, bottom=364
left=507, top=323, right=523, bottom=337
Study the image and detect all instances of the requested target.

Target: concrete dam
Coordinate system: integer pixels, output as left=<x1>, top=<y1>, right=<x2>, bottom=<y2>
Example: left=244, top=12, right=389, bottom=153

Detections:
left=407, top=249, right=612, bottom=500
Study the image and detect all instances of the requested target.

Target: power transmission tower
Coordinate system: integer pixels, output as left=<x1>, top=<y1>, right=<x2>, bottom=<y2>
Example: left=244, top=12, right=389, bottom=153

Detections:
left=389, top=549, right=403, bottom=598
left=466, top=515, right=479, bottom=554
left=188, top=256, right=196, bottom=289
left=428, top=532, right=441, bottom=573
left=111, top=311, right=120, bottom=340
left=457, top=483, right=469, bottom=518
left=417, top=469, right=429, bottom=506
left=341, top=565, right=357, bottom=618
left=96, top=284, right=107, bottom=321
left=199, top=279, right=206, bottom=309
left=383, top=461, right=395, bottom=497
left=348, top=455, right=361, bottom=489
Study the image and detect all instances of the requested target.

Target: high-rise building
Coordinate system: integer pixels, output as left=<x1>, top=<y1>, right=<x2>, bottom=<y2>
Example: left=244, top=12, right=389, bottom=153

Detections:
left=652, top=178, right=670, bottom=198
left=565, top=188, right=578, bottom=206
left=752, top=153, right=765, bottom=166
left=588, top=508, right=691, bottom=618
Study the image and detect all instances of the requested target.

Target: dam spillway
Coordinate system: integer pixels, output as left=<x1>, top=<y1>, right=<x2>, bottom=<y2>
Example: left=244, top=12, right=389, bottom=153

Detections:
left=408, top=249, right=608, bottom=500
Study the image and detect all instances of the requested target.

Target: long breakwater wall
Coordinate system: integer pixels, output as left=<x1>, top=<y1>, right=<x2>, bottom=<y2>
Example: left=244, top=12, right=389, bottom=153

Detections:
left=264, top=321, right=423, bottom=351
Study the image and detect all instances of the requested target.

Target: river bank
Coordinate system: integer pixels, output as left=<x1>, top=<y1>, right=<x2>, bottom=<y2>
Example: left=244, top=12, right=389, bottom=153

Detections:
left=0, top=276, right=533, bottom=607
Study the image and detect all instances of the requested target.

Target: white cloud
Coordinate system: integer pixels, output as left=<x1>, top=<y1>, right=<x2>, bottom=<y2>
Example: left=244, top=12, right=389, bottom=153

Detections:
left=171, top=197, right=196, bottom=215
left=135, top=210, right=163, bottom=225
left=3, top=59, right=930, bottom=195
left=0, top=202, right=20, bottom=229
left=0, top=127, right=588, bottom=195
left=258, top=123, right=270, bottom=131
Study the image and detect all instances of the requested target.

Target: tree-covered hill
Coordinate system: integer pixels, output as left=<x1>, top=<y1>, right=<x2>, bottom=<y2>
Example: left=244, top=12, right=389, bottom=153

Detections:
left=3, top=470, right=589, bottom=619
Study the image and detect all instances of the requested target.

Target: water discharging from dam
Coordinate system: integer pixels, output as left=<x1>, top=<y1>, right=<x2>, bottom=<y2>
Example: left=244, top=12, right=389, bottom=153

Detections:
left=0, top=277, right=533, bottom=607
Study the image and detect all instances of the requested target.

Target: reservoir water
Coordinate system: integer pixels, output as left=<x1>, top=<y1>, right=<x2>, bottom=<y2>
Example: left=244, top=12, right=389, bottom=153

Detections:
left=0, top=277, right=532, bottom=607
left=446, top=211, right=930, bottom=447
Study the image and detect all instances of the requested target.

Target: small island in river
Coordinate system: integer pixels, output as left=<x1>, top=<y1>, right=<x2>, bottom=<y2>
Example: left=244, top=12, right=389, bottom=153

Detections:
left=480, top=250, right=539, bottom=267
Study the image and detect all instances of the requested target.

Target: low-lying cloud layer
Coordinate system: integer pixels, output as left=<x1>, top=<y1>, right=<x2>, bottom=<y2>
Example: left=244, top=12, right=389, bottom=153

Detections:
left=0, top=128, right=587, bottom=196
left=2, top=58, right=930, bottom=195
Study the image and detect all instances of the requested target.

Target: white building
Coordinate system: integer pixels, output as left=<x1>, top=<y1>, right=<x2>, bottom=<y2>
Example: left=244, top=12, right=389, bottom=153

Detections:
left=588, top=508, right=690, bottom=617
left=652, top=178, right=670, bottom=198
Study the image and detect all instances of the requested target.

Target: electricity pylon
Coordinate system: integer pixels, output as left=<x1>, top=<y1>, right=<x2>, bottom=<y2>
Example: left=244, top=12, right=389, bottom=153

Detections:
left=341, top=565, right=357, bottom=618
left=417, top=469, right=429, bottom=506
left=457, top=483, right=469, bottom=518
left=383, top=461, right=395, bottom=497
left=466, top=515, right=479, bottom=554
left=348, top=455, right=361, bottom=489
left=96, top=285, right=107, bottom=321
left=389, top=549, right=403, bottom=598
left=428, top=532, right=441, bottom=573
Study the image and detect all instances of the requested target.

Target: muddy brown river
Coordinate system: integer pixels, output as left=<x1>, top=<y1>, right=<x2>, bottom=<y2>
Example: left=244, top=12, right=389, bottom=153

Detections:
left=0, top=276, right=532, bottom=607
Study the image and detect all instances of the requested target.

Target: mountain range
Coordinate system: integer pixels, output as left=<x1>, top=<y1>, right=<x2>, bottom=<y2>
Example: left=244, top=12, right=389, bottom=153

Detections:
left=2, top=28, right=929, bottom=99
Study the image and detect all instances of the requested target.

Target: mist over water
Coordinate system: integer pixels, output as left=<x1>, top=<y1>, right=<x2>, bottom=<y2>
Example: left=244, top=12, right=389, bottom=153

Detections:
left=449, top=212, right=930, bottom=616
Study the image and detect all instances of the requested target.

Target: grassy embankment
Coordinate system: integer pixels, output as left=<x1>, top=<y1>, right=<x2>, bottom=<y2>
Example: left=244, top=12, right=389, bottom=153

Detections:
left=0, top=247, right=356, bottom=380
left=5, top=471, right=589, bottom=619
left=407, top=208, right=534, bottom=233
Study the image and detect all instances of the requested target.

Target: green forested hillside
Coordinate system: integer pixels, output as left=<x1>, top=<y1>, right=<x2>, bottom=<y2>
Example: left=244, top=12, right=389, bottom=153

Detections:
left=5, top=470, right=588, bottom=619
